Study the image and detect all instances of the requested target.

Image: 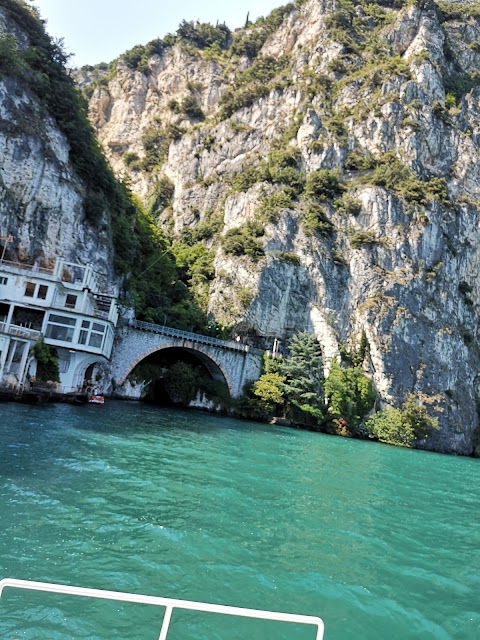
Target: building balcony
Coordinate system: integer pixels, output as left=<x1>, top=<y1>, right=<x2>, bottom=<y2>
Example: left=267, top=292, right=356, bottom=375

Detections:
left=0, top=321, right=41, bottom=341
left=0, top=260, right=54, bottom=278
left=0, top=258, right=117, bottom=298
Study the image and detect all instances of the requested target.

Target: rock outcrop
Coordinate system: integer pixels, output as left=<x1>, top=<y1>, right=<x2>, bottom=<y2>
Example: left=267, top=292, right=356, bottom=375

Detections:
left=0, top=5, right=116, bottom=287
left=73, top=1, right=480, bottom=453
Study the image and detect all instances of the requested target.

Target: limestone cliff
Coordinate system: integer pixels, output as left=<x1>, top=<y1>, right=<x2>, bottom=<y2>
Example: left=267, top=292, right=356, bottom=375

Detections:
left=84, top=0, right=480, bottom=454
left=0, top=2, right=116, bottom=287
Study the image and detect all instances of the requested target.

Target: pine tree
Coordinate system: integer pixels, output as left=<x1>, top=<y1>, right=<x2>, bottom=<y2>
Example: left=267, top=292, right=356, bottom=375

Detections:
left=282, top=331, right=325, bottom=422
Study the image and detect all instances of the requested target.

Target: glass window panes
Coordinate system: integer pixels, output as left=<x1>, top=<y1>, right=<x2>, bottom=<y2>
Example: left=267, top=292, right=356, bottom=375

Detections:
left=45, top=324, right=74, bottom=342
left=88, top=333, right=103, bottom=348
left=49, top=314, right=76, bottom=326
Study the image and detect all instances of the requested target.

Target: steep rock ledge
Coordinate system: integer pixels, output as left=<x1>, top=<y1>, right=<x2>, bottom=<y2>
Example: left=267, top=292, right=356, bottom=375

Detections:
left=83, top=0, right=480, bottom=454
left=0, top=6, right=115, bottom=285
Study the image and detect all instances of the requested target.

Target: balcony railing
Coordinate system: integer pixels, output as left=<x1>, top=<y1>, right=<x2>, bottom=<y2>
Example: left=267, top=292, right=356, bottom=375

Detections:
left=0, top=259, right=118, bottom=298
left=0, top=259, right=54, bottom=276
left=0, top=322, right=41, bottom=340
left=0, top=579, right=325, bottom=639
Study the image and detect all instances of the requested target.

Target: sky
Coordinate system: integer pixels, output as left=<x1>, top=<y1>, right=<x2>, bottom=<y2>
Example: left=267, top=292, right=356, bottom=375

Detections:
left=32, top=0, right=284, bottom=67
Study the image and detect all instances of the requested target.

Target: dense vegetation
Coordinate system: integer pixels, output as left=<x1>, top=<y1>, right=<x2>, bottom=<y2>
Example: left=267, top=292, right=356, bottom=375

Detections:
left=164, top=361, right=231, bottom=406
left=236, top=331, right=436, bottom=447
left=366, top=394, right=439, bottom=447
left=241, top=332, right=375, bottom=434
left=248, top=332, right=438, bottom=447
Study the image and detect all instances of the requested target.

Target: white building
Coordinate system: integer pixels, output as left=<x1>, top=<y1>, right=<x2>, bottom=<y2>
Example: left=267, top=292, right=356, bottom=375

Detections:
left=0, top=257, right=119, bottom=394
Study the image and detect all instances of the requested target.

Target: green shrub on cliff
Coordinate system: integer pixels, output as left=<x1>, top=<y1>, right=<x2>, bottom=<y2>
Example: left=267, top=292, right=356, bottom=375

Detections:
left=360, top=153, right=449, bottom=205
left=181, top=94, right=204, bottom=120
left=325, top=360, right=375, bottom=434
left=366, top=393, right=438, bottom=447
left=305, top=170, right=344, bottom=200
left=219, top=55, right=289, bottom=119
left=301, top=200, right=334, bottom=236
left=177, top=20, right=231, bottom=51
left=231, top=3, right=301, bottom=58
left=149, top=175, right=175, bottom=215
left=121, top=34, right=176, bottom=72
left=222, top=222, right=265, bottom=260
left=0, top=33, right=23, bottom=74
left=33, top=338, right=59, bottom=383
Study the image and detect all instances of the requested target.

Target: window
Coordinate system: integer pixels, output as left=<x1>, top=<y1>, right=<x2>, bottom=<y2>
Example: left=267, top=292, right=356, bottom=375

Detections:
left=49, top=314, right=76, bottom=326
left=89, top=322, right=106, bottom=348
left=77, top=319, right=106, bottom=349
left=88, top=332, right=103, bottom=348
left=24, top=282, right=35, bottom=297
left=65, top=294, right=77, bottom=309
left=79, top=320, right=89, bottom=345
left=45, top=314, right=77, bottom=343
left=58, top=356, right=70, bottom=373
left=37, top=285, right=48, bottom=300
left=0, top=277, right=7, bottom=285
left=23, top=282, right=48, bottom=299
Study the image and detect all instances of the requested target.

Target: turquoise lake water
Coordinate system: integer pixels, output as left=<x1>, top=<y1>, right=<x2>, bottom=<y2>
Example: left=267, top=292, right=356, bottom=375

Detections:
left=0, top=401, right=478, bottom=639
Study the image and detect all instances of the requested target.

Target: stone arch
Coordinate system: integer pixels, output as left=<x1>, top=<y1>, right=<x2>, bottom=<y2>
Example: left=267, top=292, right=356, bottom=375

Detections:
left=71, top=355, right=105, bottom=390
left=117, top=344, right=234, bottom=395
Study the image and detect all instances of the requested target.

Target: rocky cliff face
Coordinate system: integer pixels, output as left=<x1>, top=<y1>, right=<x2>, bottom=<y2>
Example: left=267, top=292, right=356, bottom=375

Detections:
left=83, top=0, right=480, bottom=454
left=0, top=5, right=115, bottom=287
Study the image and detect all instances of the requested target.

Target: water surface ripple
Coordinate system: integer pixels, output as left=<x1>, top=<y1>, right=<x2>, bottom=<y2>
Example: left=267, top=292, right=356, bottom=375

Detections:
left=0, top=402, right=478, bottom=639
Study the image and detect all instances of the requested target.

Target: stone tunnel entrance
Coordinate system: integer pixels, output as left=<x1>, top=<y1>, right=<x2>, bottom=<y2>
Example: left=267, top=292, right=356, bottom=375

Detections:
left=121, top=346, right=230, bottom=407
left=111, top=324, right=263, bottom=400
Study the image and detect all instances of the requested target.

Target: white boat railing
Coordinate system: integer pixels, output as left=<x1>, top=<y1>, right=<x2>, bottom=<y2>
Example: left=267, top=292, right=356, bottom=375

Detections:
left=0, top=578, right=325, bottom=639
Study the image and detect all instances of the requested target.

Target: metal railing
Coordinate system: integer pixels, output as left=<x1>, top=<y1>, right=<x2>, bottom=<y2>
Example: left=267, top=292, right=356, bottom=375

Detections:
left=0, top=578, right=325, bottom=639
left=0, top=259, right=118, bottom=298
left=0, top=259, right=54, bottom=276
left=129, top=318, right=250, bottom=353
